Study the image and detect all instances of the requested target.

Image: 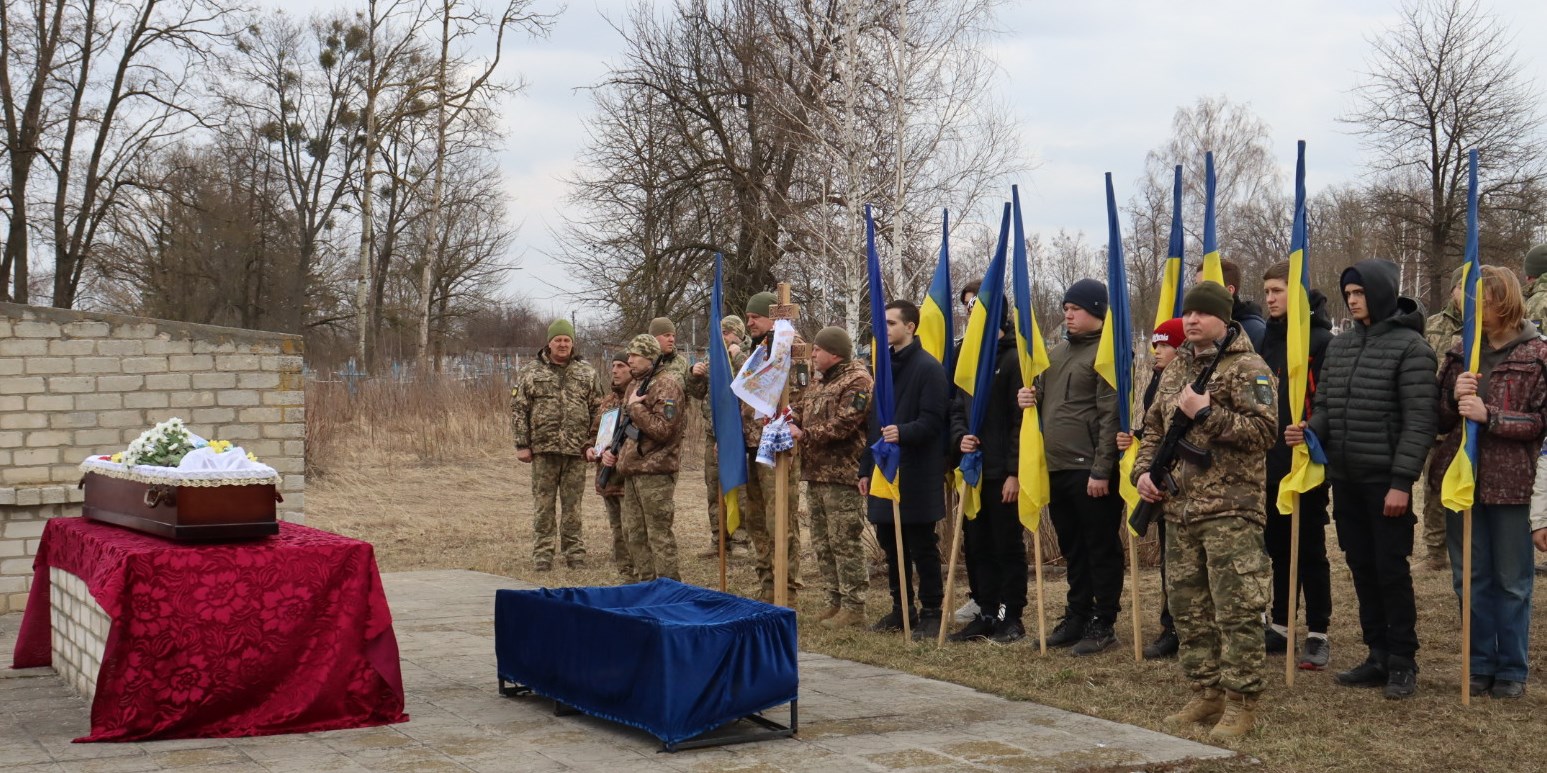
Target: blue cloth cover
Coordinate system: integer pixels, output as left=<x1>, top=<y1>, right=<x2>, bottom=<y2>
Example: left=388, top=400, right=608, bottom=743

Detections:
left=494, top=579, right=799, bottom=745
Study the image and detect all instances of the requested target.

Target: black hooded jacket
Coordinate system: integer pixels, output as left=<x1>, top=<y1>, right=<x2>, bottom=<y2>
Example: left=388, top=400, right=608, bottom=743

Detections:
left=1234, top=298, right=1268, bottom=353
left=1261, top=289, right=1334, bottom=480
left=1307, top=259, right=1438, bottom=492
left=948, top=334, right=1024, bottom=481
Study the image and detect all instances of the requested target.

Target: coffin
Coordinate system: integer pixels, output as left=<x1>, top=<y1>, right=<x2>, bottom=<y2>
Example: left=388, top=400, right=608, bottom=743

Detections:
left=80, top=470, right=280, bottom=541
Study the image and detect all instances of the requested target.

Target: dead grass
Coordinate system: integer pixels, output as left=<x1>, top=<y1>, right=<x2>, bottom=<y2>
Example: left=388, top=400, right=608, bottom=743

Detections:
left=308, top=389, right=1547, bottom=773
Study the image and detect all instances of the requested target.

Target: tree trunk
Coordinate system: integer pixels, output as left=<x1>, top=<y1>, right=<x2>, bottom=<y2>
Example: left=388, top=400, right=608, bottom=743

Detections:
left=355, top=7, right=380, bottom=372
left=417, top=0, right=451, bottom=369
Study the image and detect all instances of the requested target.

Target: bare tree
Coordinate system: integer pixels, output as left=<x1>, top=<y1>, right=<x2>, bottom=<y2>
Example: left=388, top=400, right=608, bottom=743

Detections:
left=1344, top=0, right=1547, bottom=310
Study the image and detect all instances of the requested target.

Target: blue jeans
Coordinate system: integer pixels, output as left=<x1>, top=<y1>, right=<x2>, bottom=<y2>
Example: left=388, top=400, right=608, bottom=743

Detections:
left=1447, top=504, right=1534, bottom=682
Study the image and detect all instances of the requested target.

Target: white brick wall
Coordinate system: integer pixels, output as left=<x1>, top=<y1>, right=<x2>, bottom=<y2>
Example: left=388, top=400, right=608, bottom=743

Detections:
left=0, top=302, right=306, bottom=615
left=49, top=567, right=109, bottom=702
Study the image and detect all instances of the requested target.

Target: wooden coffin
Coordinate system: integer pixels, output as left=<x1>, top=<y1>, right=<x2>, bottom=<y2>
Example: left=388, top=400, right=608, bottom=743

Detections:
left=81, top=471, right=280, bottom=541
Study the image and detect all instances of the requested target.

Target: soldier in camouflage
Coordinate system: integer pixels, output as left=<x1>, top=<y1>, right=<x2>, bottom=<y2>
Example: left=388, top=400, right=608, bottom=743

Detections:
left=1415, top=266, right=1464, bottom=571
left=511, top=319, right=602, bottom=571
left=1135, top=282, right=1277, bottom=740
left=739, top=291, right=804, bottom=602
left=685, top=315, right=753, bottom=557
left=650, top=317, right=691, bottom=385
left=1523, top=244, right=1547, bottom=331
left=789, top=326, right=873, bottom=629
left=588, top=352, right=634, bottom=579
left=602, top=334, right=688, bottom=581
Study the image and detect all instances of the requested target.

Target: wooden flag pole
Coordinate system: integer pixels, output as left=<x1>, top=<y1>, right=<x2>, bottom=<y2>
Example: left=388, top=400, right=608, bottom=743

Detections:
left=1033, top=518, right=1047, bottom=654
left=771, top=283, right=800, bottom=609
left=1128, top=523, right=1142, bottom=662
left=718, top=494, right=728, bottom=593
left=892, top=499, right=912, bottom=639
left=1462, top=506, right=1473, bottom=706
left=938, top=483, right=967, bottom=645
left=1285, top=496, right=1301, bottom=686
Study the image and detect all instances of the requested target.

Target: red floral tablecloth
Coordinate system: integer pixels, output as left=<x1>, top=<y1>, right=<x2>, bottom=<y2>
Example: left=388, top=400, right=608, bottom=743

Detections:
left=12, top=518, right=408, bottom=742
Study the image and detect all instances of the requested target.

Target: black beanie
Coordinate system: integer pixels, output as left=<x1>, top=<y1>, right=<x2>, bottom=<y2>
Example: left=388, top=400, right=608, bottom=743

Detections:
left=1062, top=278, right=1108, bottom=320
left=1182, top=281, right=1234, bottom=323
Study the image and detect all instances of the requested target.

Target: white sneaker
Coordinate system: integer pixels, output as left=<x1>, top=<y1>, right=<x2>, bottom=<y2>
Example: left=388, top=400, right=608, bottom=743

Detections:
left=953, top=599, right=980, bottom=623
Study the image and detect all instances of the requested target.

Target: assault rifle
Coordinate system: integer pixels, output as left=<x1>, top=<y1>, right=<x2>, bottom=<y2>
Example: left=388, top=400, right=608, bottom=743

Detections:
left=1128, top=325, right=1241, bottom=536
left=596, top=356, right=661, bottom=489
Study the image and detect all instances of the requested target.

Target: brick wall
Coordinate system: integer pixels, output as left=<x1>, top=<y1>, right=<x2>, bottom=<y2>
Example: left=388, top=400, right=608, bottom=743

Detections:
left=0, top=302, right=305, bottom=614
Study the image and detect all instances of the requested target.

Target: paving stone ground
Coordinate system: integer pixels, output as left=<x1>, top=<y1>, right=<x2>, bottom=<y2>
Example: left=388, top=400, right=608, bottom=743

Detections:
left=1, top=570, right=1235, bottom=772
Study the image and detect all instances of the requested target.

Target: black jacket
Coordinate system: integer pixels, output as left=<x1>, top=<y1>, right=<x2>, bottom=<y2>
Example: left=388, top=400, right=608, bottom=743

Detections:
left=862, top=338, right=949, bottom=524
left=1307, top=260, right=1438, bottom=492
left=1261, top=290, right=1334, bottom=480
left=948, top=335, right=1024, bottom=481
left=1235, top=298, right=1268, bottom=353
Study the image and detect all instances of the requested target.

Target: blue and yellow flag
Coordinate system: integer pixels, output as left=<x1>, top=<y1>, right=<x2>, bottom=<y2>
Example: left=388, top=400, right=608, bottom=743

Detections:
left=1277, top=141, right=1328, bottom=514
left=865, top=205, right=901, bottom=502
left=1154, top=165, right=1186, bottom=329
left=920, top=210, right=955, bottom=374
left=1094, top=174, right=1141, bottom=528
left=1010, top=187, right=1052, bottom=532
left=953, top=204, right=1010, bottom=520
left=708, top=253, right=748, bottom=532
left=1201, top=151, right=1225, bottom=287
left=1441, top=149, right=1485, bottom=512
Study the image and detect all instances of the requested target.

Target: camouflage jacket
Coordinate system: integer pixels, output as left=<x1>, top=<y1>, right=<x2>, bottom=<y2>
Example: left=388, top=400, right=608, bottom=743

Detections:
left=738, top=332, right=809, bottom=448
left=1425, top=303, right=1461, bottom=377
left=791, top=359, right=874, bottom=484
left=1133, top=323, right=1278, bottom=526
left=510, top=348, right=601, bottom=456
left=616, top=371, right=687, bottom=476
left=656, top=350, right=691, bottom=387
left=592, top=384, right=627, bottom=496
left=1526, top=277, right=1547, bottom=331
left=684, top=339, right=750, bottom=438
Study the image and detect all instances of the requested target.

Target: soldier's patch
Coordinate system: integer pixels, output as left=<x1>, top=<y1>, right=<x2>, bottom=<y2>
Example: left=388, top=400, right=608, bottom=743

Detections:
left=663, top=399, right=678, bottom=420
left=1253, top=375, right=1274, bottom=407
left=852, top=391, right=870, bottom=413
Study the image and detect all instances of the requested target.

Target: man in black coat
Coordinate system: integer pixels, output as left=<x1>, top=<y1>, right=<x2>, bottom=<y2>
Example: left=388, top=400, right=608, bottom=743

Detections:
left=1259, top=262, right=1335, bottom=670
left=947, top=320, right=1027, bottom=643
left=860, top=300, right=950, bottom=639
left=1288, top=258, right=1437, bottom=699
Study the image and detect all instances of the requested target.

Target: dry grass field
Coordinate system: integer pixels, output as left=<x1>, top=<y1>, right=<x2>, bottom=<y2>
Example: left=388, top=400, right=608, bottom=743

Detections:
left=307, top=376, right=1547, bottom=773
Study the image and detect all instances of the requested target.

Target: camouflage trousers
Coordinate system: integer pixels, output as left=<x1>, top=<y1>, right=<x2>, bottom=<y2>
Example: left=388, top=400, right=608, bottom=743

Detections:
left=531, top=453, right=586, bottom=564
left=622, top=473, right=680, bottom=582
left=742, top=449, right=803, bottom=595
left=1166, top=516, right=1271, bottom=696
left=808, top=482, right=869, bottom=611
left=1413, top=458, right=1449, bottom=555
left=602, top=494, right=634, bottom=579
left=703, top=440, right=751, bottom=546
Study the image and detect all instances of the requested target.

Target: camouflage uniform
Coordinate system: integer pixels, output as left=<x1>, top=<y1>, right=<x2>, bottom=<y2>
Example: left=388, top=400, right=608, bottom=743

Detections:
left=792, top=358, right=874, bottom=612
left=656, top=350, right=691, bottom=387
left=684, top=337, right=752, bottom=549
left=1525, top=277, right=1547, bottom=332
left=593, top=382, right=633, bottom=579
left=511, top=348, right=601, bottom=566
left=1414, top=303, right=1462, bottom=560
left=1134, top=323, right=1277, bottom=696
left=739, top=332, right=808, bottom=598
left=616, top=369, right=688, bottom=581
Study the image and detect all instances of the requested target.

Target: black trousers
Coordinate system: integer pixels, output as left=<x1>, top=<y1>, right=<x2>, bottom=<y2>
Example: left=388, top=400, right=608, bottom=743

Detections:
left=1332, top=481, right=1419, bottom=662
left=1265, top=481, right=1333, bottom=633
left=962, top=477, right=1029, bottom=619
left=1048, top=469, right=1124, bottom=625
left=877, top=521, right=944, bottom=610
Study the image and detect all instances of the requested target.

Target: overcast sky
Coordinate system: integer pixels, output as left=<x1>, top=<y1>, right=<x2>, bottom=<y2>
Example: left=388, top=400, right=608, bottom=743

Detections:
left=266, top=0, right=1547, bottom=319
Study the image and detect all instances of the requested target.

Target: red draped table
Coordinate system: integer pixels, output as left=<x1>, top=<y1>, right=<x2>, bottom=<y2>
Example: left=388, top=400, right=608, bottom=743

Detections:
left=11, top=517, right=408, bottom=742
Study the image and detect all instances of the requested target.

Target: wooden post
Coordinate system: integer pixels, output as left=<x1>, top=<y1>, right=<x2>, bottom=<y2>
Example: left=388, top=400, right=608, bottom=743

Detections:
left=892, top=499, right=911, bottom=639
left=1129, top=525, right=1142, bottom=662
left=938, top=483, right=966, bottom=645
left=718, top=494, right=728, bottom=593
left=1033, top=522, right=1047, bottom=654
left=1285, top=496, right=1301, bottom=686
left=1462, top=507, right=1473, bottom=706
left=770, top=283, right=800, bottom=609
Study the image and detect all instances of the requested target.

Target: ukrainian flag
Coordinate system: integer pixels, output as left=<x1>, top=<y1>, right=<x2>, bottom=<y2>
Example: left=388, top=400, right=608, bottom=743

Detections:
left=1277, top=141, right=1328, bottom=514
left=1093, top=174, right=1141, bottom=528
left=865, top=205, right=901, bottom=502
left=1201, top=151, right=1225, bottom=287
left=1154, top=165, right=1187, bottom=329
left=1009, top=187, right=1052, bottom=532
left=708, top=253, right=749, bottom=533
left=953, top=204, right=1010, bottom=520
left=1441, top=149, right=1485, bottom=512
left=919, top=210, right=955, bottom=374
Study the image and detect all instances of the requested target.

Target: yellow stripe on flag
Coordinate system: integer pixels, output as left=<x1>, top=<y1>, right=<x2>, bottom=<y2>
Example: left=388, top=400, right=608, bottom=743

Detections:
left=724, top=489, right=741, bottom=535
left=1202, top=250, right=1224, bottom=287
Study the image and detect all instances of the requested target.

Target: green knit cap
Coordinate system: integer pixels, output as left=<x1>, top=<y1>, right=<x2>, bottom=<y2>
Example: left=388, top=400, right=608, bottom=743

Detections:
left=648, top=317, right=675, bottom=336
left=813, top=326, right=853, bottom=359
left=547, top=318, right=575, bottom=341
left=1525, top=244, right=1547, bottom=279
left=1181, top=281, right=1233, bottom=323
left=746, top=292, right=777, bottom=318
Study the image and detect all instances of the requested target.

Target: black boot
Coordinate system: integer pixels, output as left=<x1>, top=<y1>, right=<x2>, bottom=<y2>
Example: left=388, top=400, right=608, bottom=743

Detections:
left=1383, top=656, right=1418, bottom=700
left=871, top=606, right=917, bottom=633
left=1264, top=624, right=1288, bottom=654
left=1071, top=618, right=1118, bottom=656
left=1335, top=650, right=1389, bottom=688
left=1046, top=615, right=1086, bottom=648
left=911, top=608, right=943, bottom=641
left=989, top=616, right=1026, bottom=644
left=1143, top=627, right=1179, bottom=659
left=947, top=614, right=997, bottom=642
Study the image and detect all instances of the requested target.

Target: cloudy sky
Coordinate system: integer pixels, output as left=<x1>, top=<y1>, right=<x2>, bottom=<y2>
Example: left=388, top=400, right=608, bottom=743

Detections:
left=268, top=0, right=1547, bottom=318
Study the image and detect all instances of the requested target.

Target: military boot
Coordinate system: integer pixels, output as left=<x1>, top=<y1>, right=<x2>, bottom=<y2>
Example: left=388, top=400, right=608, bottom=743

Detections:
left=814, top=605, right=842, bottom=622
left=821, top=607, right=865, bottom=629
left=1208, top=691, right=1257, bottom=739
left=1162, top=683, right=1225, bottom=727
